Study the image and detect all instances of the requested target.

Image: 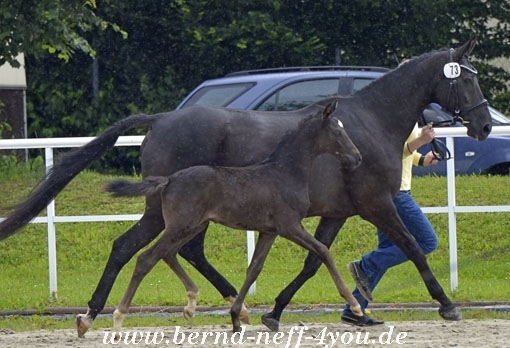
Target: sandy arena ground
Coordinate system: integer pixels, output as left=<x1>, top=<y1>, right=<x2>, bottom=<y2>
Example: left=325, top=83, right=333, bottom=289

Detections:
left=1, top=319, right=509, bottom=347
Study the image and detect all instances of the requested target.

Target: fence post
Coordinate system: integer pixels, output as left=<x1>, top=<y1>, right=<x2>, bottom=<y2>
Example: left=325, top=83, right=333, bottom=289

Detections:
left=45, top=147, right=58, bottom=300
left=445, top=137, right=458, bottom=293
left=246, top=230, right=256, bottom=295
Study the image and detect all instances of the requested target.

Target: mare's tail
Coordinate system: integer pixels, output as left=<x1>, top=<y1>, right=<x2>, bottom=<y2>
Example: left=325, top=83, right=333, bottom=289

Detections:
left=0, top=113, right=163, bottom=241
left=105, top=176, right=169, bottom=197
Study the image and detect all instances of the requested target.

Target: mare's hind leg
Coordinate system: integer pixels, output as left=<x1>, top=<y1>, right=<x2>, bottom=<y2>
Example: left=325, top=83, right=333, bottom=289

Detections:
left=230, top=232, right=277, bottom=332
left=262, top=217, right=345, bottom=331
left=76, top=198, right=165, bottom=337
left=278, top=221, right=362, bottom=317
left=178, top=228, right=249, bottom=323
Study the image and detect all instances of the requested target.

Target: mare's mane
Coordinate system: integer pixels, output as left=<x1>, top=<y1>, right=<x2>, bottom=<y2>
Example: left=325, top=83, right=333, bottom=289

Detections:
left=353, top=48, right=449, bottom=98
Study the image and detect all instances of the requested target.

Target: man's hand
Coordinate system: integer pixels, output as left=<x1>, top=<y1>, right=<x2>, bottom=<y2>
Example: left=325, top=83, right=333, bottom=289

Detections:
left=423, top=151, right=439, bottom=166
left=420, top=123, right=436, bottom=143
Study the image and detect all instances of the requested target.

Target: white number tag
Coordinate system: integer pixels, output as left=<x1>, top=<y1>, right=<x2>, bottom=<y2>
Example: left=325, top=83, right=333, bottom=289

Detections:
left=443, top=62, right=461, bottom=78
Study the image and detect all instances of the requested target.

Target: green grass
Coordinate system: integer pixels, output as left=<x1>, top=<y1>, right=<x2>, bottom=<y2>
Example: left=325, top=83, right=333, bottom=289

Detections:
left=1, top=165, right=510, bottom=331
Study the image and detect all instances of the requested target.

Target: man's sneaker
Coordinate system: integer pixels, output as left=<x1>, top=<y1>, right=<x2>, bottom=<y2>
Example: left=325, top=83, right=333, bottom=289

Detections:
left=348, top=261, right=373, bottom=301
left=341, top=312, right=384, bottom=326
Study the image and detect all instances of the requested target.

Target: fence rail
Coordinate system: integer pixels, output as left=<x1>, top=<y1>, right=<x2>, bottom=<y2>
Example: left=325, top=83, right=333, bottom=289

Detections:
left=2, top=126, right=510, bottom=299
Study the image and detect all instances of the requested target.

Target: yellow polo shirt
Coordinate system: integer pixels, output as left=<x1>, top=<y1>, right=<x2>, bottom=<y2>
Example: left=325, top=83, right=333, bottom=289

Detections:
left=401, top=124, right=422, bottom=191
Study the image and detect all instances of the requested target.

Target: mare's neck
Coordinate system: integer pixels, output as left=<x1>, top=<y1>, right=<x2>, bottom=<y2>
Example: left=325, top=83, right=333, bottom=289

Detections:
left=354, top=54, right=442, bottom=142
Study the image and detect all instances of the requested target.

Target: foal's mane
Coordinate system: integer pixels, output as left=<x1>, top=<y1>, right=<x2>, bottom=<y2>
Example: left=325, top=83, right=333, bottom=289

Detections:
left=261, top=112, right=322, bottom=164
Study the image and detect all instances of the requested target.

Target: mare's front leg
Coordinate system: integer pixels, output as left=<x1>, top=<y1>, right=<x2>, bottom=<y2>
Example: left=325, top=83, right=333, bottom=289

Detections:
left=262, top=217, right=345, bottom=331
left=77, top=201, right=165, bottom=338
left=362, top=202, right=460, bottom=321
left=230, top=232, right=277, bottom=332
left=178, top=228, right=249, bottom=323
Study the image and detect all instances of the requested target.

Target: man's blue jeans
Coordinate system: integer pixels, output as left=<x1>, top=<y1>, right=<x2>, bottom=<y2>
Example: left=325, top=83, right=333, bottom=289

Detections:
left=344, top=190, right=438, bottom=315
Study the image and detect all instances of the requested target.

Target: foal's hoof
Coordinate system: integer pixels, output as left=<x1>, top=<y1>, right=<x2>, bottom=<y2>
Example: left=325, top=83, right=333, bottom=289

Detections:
left=76, top=314, right=91, bottom=338
left=183, top=307, right=194, bottom=321
left=439, top=305, right=462, bottom=321
left=261, top=313, right=280, bottom=332
left=239, top=307, right=250, bottom=324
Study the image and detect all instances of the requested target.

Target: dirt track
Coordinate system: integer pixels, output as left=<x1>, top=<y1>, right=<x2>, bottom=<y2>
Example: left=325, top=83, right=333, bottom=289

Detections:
left=1, top=319, right=509, bottom=347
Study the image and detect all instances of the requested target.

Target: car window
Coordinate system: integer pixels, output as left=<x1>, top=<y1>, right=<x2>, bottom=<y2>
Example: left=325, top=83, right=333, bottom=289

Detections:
left=352, top=78, right=375, bottom=93
left=180, top=83, right=255, bottom=108
left=256, top=79, right=340, bottom=111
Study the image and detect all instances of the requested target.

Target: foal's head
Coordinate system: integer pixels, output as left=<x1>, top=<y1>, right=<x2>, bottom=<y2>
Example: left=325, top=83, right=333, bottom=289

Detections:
left=317, top=101, right=362, bottom=171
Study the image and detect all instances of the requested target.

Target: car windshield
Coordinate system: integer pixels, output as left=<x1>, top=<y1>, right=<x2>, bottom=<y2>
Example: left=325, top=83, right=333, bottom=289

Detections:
left=180, top=83, right=255, bottom=108
left=489, top=106, right=510, bottom=125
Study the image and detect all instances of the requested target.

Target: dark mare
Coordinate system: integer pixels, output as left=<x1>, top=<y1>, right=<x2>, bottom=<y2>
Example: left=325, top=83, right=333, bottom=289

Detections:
left=103, top=102, right=362, bottom=333
left=0, top=38, right=491, bottom=336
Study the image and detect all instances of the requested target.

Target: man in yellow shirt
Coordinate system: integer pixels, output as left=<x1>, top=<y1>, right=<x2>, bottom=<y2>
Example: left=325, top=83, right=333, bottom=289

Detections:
left=342, top=123, right=438, bottom=326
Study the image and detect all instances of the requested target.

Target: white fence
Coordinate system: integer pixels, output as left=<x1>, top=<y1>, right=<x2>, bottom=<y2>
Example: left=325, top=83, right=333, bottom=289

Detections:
left=1, top=126, right=510, bottom=299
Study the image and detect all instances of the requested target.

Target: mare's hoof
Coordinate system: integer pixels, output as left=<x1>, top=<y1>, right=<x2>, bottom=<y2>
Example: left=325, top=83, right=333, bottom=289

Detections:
left=76, top=314, right=91, bottom=338
left=261, top=313, right=280, bottom=332
left=439, top=305, right=462, bottom=321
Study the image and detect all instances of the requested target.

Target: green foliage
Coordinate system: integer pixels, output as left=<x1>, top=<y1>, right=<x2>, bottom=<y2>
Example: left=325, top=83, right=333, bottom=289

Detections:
left=0, top=0, right=126, bottom=67
left=2, top=1, right=510, bottom=173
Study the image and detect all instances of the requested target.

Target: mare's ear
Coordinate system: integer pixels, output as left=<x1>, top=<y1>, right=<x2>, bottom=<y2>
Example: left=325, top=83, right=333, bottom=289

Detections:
left=454, top=36, right=477, bottom=60
left=322, top=99, right=339, bottom=120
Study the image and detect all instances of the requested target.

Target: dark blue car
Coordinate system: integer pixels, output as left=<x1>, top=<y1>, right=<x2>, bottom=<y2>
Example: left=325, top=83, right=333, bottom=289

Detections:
left=178, top=66, right=510, bottom=176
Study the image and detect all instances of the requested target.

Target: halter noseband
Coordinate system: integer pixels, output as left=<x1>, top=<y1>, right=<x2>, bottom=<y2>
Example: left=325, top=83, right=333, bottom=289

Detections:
left=445, top=48, right=488, bottom=125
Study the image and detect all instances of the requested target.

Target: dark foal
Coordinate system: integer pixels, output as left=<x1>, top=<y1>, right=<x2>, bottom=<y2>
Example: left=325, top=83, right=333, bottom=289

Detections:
left=0, top=38, right=491, bottom=336
left=104, top=102, right=361, bottom=333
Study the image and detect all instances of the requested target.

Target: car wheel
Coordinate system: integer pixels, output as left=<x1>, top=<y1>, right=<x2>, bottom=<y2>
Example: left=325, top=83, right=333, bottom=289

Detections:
left=483, top=163, right=510, bottom=175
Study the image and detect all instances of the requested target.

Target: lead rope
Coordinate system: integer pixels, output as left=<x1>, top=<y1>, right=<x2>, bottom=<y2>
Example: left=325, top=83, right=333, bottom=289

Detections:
left=421, top=113, right=452, bottom=161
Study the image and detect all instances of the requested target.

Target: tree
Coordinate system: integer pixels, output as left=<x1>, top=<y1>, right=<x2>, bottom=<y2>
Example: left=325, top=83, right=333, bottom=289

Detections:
left=0, top=0, right=126, bottom=67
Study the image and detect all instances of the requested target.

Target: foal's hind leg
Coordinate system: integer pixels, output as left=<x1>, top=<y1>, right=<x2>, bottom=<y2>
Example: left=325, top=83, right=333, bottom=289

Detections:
left=230, top=232, right=277, bottom=332
left=77, top=200, right=165, bottom=337
left=112, top=239, right=173, bottom=335
left=178, top=229, right=249, bottom=323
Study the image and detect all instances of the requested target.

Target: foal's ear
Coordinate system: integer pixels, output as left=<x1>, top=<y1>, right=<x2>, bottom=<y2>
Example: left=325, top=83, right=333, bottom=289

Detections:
left=454, top=36, right=477, bottom=60
left=322, top=100, right=339, bottom=120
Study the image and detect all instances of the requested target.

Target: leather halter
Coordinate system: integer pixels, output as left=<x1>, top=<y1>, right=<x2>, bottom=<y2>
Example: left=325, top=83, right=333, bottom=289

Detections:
left=446, top=48, right=488, bottom=125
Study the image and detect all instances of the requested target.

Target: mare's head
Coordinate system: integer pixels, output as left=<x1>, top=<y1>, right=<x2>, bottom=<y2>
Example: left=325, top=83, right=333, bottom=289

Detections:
left=316, top=100, right=362, bottom=171
left=428, top=37, right=491, bottom=140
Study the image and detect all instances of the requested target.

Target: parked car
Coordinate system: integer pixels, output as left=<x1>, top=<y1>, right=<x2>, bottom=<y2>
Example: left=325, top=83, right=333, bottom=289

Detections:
left=178, top=66, right=510, bottom=176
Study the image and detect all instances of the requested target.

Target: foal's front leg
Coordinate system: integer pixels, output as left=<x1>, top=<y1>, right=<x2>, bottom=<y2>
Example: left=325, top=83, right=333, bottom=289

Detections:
left=279, top=222, right=363, bottom=317
left=231, top=232, right=277, bottom=332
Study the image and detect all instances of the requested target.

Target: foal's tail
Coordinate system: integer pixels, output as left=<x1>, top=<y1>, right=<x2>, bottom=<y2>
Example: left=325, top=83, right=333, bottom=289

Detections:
left=105, top=177, right=169, bottom=198
left=0, top=113, right=164, bottom=241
